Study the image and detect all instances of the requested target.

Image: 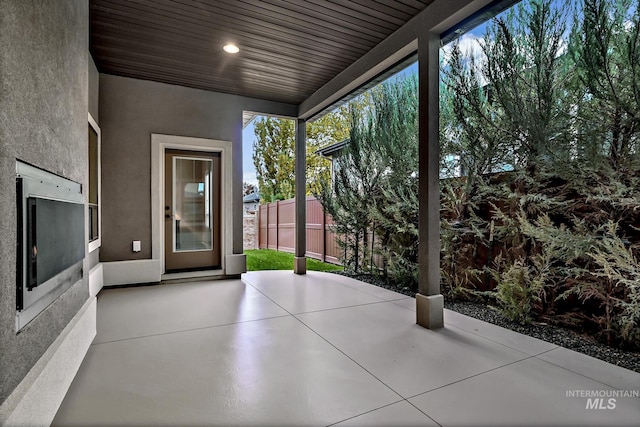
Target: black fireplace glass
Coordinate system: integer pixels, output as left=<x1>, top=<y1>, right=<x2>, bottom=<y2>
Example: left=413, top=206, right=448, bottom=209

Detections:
left=26, top=197, right=84, bottom=289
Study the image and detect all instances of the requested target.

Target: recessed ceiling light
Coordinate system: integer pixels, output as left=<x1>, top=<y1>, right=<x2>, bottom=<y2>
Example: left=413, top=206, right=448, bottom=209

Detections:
left=223, top=44, right=239, bottom=54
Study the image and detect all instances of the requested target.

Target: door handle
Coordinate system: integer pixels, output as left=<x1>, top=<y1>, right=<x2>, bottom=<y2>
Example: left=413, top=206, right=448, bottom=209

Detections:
left=165, top=214, right=172, bottom=219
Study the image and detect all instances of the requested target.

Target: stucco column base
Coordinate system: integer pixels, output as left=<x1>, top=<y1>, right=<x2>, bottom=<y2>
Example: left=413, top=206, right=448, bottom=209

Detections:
left=416, top=293, right=444, bottom=329
left=294, top=257, right=307, bottom=275
left=226, top=254, right=247, bottom=275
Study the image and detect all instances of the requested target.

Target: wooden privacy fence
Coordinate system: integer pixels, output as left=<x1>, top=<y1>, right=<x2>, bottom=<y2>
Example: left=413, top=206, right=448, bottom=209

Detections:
left=258, top=196, right=341, bottom=264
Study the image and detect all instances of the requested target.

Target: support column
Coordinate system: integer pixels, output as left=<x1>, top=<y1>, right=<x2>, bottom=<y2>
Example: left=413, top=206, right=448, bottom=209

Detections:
left=416, top=31, right=443, bottom=329
left=294, top=118, right=307, bottom=274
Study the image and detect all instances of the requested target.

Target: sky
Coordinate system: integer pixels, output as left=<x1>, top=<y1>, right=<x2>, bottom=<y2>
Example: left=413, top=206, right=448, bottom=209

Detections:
left=242, top=123, right=259, bottom=186
left=242, top=0, right=571, bottom=189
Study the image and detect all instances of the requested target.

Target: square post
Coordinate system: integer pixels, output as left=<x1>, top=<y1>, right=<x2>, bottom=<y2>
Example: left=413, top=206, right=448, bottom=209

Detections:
left=294, top=118, right=307, bottom=274
left=265, top=204, right=269, bottom=249
left=275, top=200, right=279, bottom=251
left=416, top=31, right=444, bottom=328
left=321, top=203, right=326, bottom=263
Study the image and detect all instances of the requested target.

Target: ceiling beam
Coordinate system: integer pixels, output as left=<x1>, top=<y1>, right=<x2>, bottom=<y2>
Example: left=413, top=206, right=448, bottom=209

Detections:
left=298, top=0, right=519, bottom=120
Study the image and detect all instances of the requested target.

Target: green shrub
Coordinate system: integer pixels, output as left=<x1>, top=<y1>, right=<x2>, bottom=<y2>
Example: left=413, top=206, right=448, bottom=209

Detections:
left=561, top=222, right=640, bottom=349
left=494, top=259, right=544, bottom=323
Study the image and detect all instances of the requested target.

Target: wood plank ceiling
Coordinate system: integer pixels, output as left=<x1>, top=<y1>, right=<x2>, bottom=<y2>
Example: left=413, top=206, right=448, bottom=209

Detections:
left=90, top=0, right=434, bottom=105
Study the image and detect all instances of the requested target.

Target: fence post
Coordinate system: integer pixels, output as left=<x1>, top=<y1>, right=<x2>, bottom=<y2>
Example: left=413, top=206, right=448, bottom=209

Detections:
left=322, top=204, right=326, bottom=263
left=265, top=204, right=269, bottom=249
left=275, top=200, right=279, bottom=251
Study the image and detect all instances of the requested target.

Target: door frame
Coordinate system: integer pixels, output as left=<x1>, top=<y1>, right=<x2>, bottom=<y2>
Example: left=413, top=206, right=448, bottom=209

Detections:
left=151, top=134, right=233, bottom=279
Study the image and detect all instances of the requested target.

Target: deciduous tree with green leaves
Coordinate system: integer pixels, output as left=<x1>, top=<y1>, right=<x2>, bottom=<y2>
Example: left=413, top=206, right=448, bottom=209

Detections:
left=252, top=100, right=366, bottom=202
left=252, top=116, right=295, bottom=202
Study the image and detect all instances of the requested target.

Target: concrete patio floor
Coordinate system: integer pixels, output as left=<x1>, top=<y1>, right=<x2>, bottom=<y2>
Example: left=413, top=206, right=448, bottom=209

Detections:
left=53, top=271, right=639, bottom=426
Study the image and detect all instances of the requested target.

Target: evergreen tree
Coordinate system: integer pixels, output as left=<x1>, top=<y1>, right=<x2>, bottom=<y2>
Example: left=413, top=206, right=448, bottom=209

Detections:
left=320, top=76, right=419, bottom=281
left=368, top=76, right=420, bottom=286
left=320, top=99, right=384, bottom=272
left=440, top=0, right=640, bottom=347
left=482, top=0, right=573, bottom=171
left=570, top=0, right=640, bottom=171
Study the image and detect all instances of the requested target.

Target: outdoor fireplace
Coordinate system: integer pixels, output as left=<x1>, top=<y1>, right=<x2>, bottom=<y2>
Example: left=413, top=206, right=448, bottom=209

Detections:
left=15, top=161, right=84, bottom=331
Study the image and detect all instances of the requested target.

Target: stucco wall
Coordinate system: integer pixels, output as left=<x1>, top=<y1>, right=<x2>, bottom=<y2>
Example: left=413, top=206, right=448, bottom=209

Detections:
left=88, top=54, right=99, bottom=124
left=0, top=0, right=89, bottom=404
left=98, top=74, right=297, bottom=262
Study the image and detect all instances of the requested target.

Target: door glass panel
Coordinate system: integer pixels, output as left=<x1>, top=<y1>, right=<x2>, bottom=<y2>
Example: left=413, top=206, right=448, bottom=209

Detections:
left=173, top=157, right=213, bottom=252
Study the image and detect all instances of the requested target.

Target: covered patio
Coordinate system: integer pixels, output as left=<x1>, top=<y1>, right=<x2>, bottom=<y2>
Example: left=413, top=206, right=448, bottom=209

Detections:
left=53, top=272, right=640, bottom=426
left=3, top=1, right=640, bottom=426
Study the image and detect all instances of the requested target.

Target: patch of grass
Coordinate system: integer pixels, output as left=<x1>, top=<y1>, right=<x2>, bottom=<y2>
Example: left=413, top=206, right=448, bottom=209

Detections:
left=244, top=249, right=343, bottom=272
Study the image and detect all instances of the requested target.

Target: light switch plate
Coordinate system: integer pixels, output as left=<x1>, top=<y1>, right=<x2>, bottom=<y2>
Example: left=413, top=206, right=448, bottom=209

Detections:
left=133, top=240, right=141, bottom=252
